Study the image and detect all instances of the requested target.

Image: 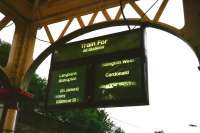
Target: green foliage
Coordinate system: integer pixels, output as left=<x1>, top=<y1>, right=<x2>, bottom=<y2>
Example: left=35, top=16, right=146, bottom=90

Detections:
left=0, top=40, right=10, bottom=67
left=28, top=73, right=47, bottom=102
left=51, top=109, right=114, bottom=133
left=114, top=127, right=125, bottom=133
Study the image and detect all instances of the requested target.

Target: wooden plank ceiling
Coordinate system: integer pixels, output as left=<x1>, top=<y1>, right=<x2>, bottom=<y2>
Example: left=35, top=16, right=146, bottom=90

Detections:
left=0, top=0, right=139, bottom=25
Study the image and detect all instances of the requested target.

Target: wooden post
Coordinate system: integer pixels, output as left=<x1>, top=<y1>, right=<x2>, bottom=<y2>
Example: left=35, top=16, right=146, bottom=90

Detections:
left=4, top=23, right=37, bottom=86
left=2, top=22, right=37, bottom=132
left=2, top=107, right=18, bottom=133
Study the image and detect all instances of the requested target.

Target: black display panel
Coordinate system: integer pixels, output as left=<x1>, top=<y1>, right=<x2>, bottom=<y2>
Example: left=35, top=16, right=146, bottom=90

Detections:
left=48, top=66, right=86, bottom=106
left=47, top=28, right=148, bottom=110
left=94, top=57, right=142, bottom=102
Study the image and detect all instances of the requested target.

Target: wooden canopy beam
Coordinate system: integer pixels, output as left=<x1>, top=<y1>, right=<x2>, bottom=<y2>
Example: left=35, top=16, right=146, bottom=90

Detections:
left=0, top=0, right=32, bottom=21
left=0, top=0, right=139, bottom=26
left=32, top=0, right=40, bottom=11
left=33, top=0, right=135, bottom=26
left=0, top=1, right=26, bottom=25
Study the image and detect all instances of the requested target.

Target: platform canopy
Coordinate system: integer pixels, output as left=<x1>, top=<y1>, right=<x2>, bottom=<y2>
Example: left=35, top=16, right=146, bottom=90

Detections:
left=0, top=0, right=200, bottom=85
left=0, top=0, right=141, bottom=25
left=0, top=0, right=199, bottom=53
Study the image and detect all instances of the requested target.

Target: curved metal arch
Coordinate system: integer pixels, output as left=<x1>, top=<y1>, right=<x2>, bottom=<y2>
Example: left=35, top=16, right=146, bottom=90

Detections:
left=0, top=66, right=11, bottom=88
left=21, top=19, right=200, bottom=90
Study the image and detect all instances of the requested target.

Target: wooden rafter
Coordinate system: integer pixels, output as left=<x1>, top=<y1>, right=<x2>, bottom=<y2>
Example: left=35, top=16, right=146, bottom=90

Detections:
left=77, top=16, right=85, bottom=28
left=154, top=0, right=169, bottom=22
left=88, top=12, right=98, bottom=26
left=102, top=9, right=112, bottom=21
left=115, top=5, right=125, bottom=20
left=58, top=19, right=73, bottom=39
left=129, top=1, right=150, bottom=21
left=0, top=16, right=11, bottom=31
left=44, top=25, right=54, bottom=43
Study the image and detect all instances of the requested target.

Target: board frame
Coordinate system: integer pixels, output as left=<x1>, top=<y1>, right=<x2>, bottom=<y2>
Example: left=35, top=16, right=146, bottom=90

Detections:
left=46, top=27, right=148, bottom=111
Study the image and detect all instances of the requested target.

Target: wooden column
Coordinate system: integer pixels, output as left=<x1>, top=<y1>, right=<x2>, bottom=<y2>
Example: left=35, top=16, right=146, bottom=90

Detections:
left=4, top=23, right=37, bottom=86
left=2, top=107, right=18, bottom=133
left=1, top=22, right=37, bottom=132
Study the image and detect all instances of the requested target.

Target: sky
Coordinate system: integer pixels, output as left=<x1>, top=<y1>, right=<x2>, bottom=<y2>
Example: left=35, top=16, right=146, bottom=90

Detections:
left=1, top=0, right=200, bottom=132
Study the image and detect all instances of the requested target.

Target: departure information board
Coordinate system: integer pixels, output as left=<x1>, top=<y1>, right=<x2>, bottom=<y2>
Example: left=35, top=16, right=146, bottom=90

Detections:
left=48, top=66, right=86, bottom=106
left=47, top=28, right=148, bottom=110
left=94, top=57, right=142, bottom=102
